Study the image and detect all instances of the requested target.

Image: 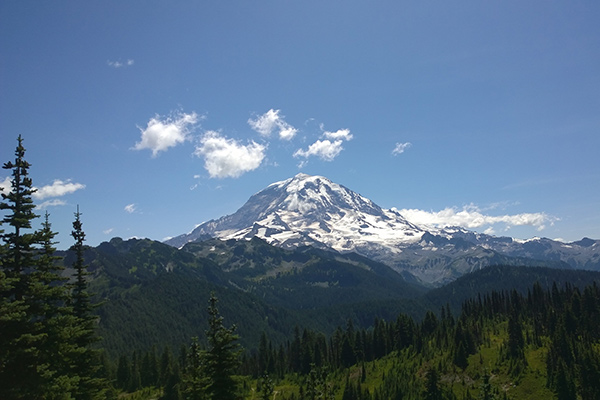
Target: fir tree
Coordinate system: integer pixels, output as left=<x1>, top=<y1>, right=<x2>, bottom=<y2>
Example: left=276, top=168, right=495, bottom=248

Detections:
left=35, top=213, right=80, bottom=396
left=69, top=207, right=107, bottom=399
left=478, top=371, right=495, bottom=400
left=204, top=292, right=243, bottom=399
left=182, top=337, right=208, bottom=400
left=258, top=372, right=274, bottom=400
left=116, top=354, right=132, bottom=391
left=0, top=135, right=46, bottom=399
left=423, top=366, right=443, bottom=400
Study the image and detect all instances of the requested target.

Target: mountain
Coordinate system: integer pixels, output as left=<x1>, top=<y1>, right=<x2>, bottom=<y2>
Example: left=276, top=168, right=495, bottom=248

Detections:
left=166, top=173, right=600, bottom=286
left=72, top=236, right=426, bottom=356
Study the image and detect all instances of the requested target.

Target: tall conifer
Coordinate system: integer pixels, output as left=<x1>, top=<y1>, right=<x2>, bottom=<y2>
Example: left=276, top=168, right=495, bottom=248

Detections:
left=35, top=212, right=80, bottom=396
left=0, top=135, right=46, bottom=399
left=69, top=207, right=107, bottom=399
left=204, top=293, right=242, bottom=399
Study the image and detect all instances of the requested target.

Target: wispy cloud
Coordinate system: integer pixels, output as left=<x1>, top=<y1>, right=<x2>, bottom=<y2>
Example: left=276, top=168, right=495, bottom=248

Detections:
left=107, top=59, right=134, bottom=68
left=397, top=204, right=557, bottom=232
left=293, top=139, right=345, bottom=162
left=133, top=111, right=200, bottom=157
left=2, top=177, right=84, bottom=207
left=194, top=131, right=266, bottom=178
left=37, top=199, right=67, bottom=209
left=392, top=142, right=412, bottom=156
left=248, top=109, right=298, bottom=140
left=293, top=126, right=353, bottom=164
left=33, top=179, right=86, bottom=200
left=103, top=228, right=114, bottom=235
left=323, top=128, right=353, bottom=141
left=124, top=203, right=137, bottom=214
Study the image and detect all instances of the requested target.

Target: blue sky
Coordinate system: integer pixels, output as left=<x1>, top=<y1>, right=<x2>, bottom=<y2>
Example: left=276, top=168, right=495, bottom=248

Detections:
left=1, top=1, right=599, bottom=249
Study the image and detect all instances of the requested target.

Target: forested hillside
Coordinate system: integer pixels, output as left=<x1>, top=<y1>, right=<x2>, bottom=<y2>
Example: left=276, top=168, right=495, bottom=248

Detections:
left=110, top=276, right=600, bottom=399
left=73, top=235, right=428, bottom=357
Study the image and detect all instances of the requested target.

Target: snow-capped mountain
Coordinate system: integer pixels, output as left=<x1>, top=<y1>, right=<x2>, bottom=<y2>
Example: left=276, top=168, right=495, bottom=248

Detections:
left=167, top=173, right=424, bottom=249
left=166, top=173, right=600, bottom=286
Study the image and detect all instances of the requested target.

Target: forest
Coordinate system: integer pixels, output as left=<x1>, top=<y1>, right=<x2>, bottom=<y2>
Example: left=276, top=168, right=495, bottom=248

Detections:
left=2, top=137, right=600, bottom=399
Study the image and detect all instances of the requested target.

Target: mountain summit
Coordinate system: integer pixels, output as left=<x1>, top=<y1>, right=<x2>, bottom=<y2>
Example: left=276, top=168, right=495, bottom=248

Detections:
left=166, top=173, right=600, bottom=286
left=166, top=173, right=424, bottom=251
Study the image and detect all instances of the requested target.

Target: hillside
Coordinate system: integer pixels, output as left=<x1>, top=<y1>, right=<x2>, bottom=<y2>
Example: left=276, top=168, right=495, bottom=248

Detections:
left=74, top=237, right=426, bottom=356
left=64, top=235, right=600, bottom=364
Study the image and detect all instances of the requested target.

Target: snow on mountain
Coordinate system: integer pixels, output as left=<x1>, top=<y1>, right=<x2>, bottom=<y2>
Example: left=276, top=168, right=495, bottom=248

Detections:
left=168, top=173, right=423, bottom=250
left=165, top=173, right=600, bottom=286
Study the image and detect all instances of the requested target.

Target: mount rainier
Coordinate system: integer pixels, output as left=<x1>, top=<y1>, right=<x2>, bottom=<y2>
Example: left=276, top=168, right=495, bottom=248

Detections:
left=166, top=173, right=600, bottom=286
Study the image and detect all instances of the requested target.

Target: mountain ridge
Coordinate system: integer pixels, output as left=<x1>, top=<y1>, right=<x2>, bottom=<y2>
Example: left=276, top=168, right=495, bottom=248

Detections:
left=165, top=173, right=600, bottom=286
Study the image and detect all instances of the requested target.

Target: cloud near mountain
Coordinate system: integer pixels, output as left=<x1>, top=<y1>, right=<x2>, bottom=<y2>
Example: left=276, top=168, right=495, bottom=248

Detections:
left=247, top=109, right=298, bottom=140
left=396, top=204, right=556, bottom=232
left=194, top=131, right=266, bottom=178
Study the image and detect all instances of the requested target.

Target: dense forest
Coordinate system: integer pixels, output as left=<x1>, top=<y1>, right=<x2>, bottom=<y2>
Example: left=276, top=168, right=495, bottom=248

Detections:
left=2, top=137, right=600, bottom=399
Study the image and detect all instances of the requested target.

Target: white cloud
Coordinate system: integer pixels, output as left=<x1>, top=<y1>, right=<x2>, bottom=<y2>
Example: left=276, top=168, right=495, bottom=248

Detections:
left=36, top=199, right=67, bottom=209
left=124, top=204, right=137, bottom=214
left=293, top=139, right=344, bottom=162
left=248, top=109, right=298, bottom=140
left=323, top=129, right=353, bottom=141
left=293, top=126, right=353, bottom=164
left=2, top=177, right=83, bottom=207
left=133, top=111, right=200, bottom=157
left=103, top=228, right=114, bottom=235
left=397, top=204, right=557, bottom=232
left=108, top=59, right=134, bottom=68
left=0, top=176, right=10, bottom=193
left=392, top=142, right=412, bottom=156
left=33, top=180, right=86, bottom=200
left=195, top=131, right=266, bottom=178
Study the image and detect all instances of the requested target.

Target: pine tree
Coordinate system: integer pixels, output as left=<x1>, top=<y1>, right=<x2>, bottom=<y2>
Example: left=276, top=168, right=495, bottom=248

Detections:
left=258, top=372, right=274, bottom=400
left=116, top=354, right=132, bottom=391
left=507, top=311, right=525, bottom=360
left=204, top=292, right=243, bottom=399
left=69, top=207, right=107, bottom=399
left=478, top=371, right=495, bottom=400
left=0, top=135, right=47, bottom=399
left=35, top=212, right=80, bottom=396
left=423, top=366, right=443, bottom=400
left=182, top=337, right=208, bottom=400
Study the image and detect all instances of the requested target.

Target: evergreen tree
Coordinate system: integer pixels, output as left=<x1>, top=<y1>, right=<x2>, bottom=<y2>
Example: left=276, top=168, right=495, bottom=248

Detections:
left=423, top=366, right=443, bottom=400
left=258, top=372, right=274, bottom=400
left=204, top=293, right=243, bottom=399
left=35, top=213, right=80, bottom=396
left=553, top=360, right=576, bottom=400
left=478, top=371, right=495, bottom=400
left=116, top=354, right=132, bottom=391
left=507, top=311, right=525, bottom=360
left=69, top=207, right=107, bottom=399
left=162, top=368, right=182, bottom=400
left=182, top=337, right=208, bottom=400
left=0, top=135, right=45, bottom=399
left=160, top=345, right=177, bottom=386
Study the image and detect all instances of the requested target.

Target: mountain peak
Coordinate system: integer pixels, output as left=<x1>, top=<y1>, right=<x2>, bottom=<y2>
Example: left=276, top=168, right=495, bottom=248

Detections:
left=166, top=173, right=423, bottom=252
left=164, top=174, right=600, bottom=286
